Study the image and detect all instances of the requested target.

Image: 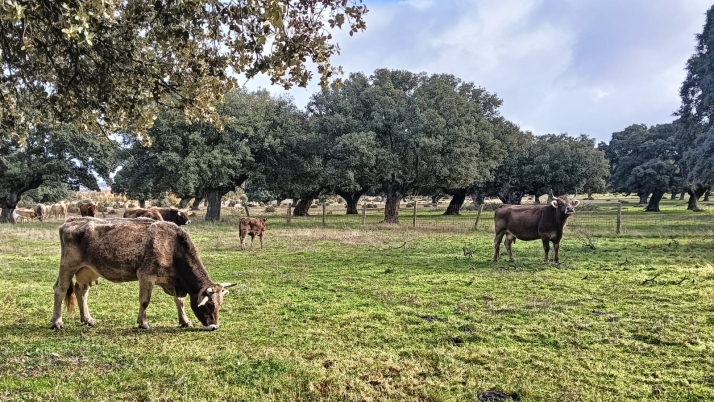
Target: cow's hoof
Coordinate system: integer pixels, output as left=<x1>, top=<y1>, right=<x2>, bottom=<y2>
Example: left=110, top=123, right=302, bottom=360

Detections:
left=179, top=321, right=193, bottom=328
left=82, top=319, right=97, bottom=327
left=50, top=322, right=63, bottom=330
left=138, top=323, right=151, bottom=330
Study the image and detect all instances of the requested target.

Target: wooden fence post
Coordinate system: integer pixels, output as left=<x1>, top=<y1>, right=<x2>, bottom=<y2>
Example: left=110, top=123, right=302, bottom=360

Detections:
left=287, top=203, right=292, bottom=224
left=322, top=202, right=327, bottom=226
left=474, top=203, right=484, bottom=230
left=244, top=205, right=250, bottom=217
left=412, top=201, right=417, bottom=228
left=362, top=203, right=367, bottom=226
left=616, top=202, right=622, bottom=234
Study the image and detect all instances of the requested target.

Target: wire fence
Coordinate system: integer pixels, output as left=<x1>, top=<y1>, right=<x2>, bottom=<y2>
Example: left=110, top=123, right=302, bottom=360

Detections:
left=207, top=201, right=714, bottom=236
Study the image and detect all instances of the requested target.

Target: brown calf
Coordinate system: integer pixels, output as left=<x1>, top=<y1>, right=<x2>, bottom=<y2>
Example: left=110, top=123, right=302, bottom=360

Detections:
left=493, top=196, right=580, bottom=263
left=124, top=208, right=164, bottom=221
left=239, top=217, right=266, bottom=250
left=79, top=202, right=98, bottom=217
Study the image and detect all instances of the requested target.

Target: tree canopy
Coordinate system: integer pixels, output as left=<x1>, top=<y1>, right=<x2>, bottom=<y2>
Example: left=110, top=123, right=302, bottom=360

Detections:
left=0, top=0, right=368, bottom=138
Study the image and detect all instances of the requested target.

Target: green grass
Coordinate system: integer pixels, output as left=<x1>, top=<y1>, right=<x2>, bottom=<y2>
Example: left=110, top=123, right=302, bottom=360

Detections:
left=1, top=219, right=714, bottom=401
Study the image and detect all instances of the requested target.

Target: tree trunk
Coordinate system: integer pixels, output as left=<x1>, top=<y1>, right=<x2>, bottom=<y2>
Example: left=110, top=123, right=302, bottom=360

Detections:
left=534, top=194, right=542, bottom=205
left=205, top=190, right=223, bottom=222
left=0, top=207, right=16, bottom=223
left=138, top=199, right=146, bottom=208
left=497, top=182, right=523, bottom=205
left=381, top=186, right=402, bottom=224
left=335, top=188, right=368, bottom=215
left=645, top=191, right=664, bottom=212
left=179, top=197, right=192, bottom=208
left=0, top=194, right=20, bottom=223
left=443, top=188, right=466, bottom=215
left=546, top=189, right=555, bottom=203
left=679, top=191, right=685, bottom=200
left=468, top=189, right=485, bottom=205
left=293, top=198, right=312, bottom=216
left=192, top=197, right=203, bottom=210
left=704, top=190, right=711, bottom=202
left=687, top=187, right=708, bottom=210
left=670, top=192, right=677, bottom=200
left=637, top=192, right=649, bottom=205
left=431, top=195, right=443, bottom=204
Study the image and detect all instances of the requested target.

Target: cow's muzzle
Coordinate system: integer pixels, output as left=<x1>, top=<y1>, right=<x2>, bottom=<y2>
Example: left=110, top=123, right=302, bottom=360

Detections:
left=565, top=207, right=575, bottom=214
left=204, top=324, right=218, bottom=331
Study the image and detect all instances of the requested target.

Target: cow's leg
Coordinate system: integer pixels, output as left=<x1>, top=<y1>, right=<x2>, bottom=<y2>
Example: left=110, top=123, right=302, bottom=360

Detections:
left=136, top=276, right=155, bottom=329
left=240, top=233, right=246, bottom=251
left=505, top=234, right=516, bottom=262
left=259, top=234, right=263, bottom=249
left=51, top=268, right=76, bottom=330
left=493, top=232, right=505, bottom=261
left=174, top=296, right=193, bottom=328
left=250, top=233, right=255, bottom=250
left=541, top=238, right=551, bottom=264
left=553, top=241, right=561, bottom=264
left=74, top=282, right=96, bottom=326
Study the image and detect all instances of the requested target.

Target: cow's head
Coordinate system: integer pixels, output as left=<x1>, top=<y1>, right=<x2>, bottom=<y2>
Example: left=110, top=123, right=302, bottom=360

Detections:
left=551, top=196, right=580, bottom=215
left=190, top=282, right=236, bottom=330
left=176, top=209, right=192, bottom=225
left=86, top=204, right=97, bottom=216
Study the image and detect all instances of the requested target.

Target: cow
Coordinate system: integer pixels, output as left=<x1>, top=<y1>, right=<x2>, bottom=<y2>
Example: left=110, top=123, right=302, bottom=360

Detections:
left=239, top=217, right=266, bottom=250
left=493, top=196, right=580, bottom=264
left=14, top=208, right=36, bottom=222
left=123, top=208, right=164, bottom=221
left=79, top=202, right=98, bottom=217
left=48, top=203, right=68, bottom=221
left=50, top=217, right=236, bottom=330
left=34, top=204, right=48, bottom=222
left=150, top=207, right=192, bottom=225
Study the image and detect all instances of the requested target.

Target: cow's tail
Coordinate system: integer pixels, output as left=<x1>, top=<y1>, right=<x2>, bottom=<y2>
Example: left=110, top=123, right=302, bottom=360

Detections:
left=64, top=281, right=77, bottom=313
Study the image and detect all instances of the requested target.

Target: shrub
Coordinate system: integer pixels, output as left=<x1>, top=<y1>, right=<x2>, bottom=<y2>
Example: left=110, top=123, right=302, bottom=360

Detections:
left=373, top=196, right=383, bottom=202
left=310, top=204, right=318, bottom=208
left=366, top=203, right=378, bottom=208
left=108, top=209, right=117, bottom=215
left=264, top=206, right=276, bottom=213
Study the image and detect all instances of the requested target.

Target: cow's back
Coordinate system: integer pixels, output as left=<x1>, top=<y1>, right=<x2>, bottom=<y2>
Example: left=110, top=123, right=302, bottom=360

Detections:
left=240, top=217, right=265, bottom=235
left=124, top=208, right=163, bottom=221
left=59, top=218, right=167, bottom=282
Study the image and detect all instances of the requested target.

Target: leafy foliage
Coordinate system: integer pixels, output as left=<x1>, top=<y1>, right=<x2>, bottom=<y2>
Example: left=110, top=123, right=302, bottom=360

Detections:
left=0, top=0, right=368, bottom=137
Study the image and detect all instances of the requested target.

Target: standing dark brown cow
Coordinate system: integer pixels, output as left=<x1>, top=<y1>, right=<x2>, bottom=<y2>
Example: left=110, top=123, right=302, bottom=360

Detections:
left=150, top=207, right=192, bottom=225
left=124, top=208, right=164, bottom=221
left=51, top=218, right=236, bottom=330
left=239, top=217, right=266, bottom=250
left=79, top=202, right=98, bottom=217
left=34, top=204, right=48, bottom=222
left=493, top=196, right=580, bottom=263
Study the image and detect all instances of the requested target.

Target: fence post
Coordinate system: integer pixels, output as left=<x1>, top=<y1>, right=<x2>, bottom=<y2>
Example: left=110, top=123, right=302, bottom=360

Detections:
left=362, top=203, right=366, bottom=226
left=474, top=203, right=484, bottom=230
left=244, top=205, right=250, bottom=217
left=322, top=202, right=327, bottom=226
left=412, top=200, right=417, bottom=228
left=287, top=203, right=292, bottom=224
left=616, top=202, right=622, bottom=234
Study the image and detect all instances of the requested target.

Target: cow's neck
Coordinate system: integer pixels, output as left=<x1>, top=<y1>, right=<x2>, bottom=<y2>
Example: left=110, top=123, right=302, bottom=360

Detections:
left=174, top=235, right=213, bottom=295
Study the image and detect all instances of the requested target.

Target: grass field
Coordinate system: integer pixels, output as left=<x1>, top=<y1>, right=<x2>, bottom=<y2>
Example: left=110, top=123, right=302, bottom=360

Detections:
left=1, top=214, right=714, bottom=401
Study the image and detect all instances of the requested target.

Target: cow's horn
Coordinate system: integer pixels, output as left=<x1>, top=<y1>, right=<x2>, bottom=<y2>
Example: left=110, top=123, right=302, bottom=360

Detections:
left=220, top=282, right=237, bottom=288
left=206, top=287, right=214, bottom=295
left=197, top=296, right=210, bottom=307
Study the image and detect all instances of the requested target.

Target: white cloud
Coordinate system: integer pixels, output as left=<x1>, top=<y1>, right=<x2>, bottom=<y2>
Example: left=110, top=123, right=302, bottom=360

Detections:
left=244, top=0, right=713, bottom=143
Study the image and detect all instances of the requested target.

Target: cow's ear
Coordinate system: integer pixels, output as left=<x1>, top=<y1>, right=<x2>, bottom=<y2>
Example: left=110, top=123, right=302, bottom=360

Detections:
left=262, top=218, right=266, bottom=222
left=222, top=289, right=230, bottom=296
left=572, top=200, right=580, bottom=207
left=550, top=200, right=558, bottom=208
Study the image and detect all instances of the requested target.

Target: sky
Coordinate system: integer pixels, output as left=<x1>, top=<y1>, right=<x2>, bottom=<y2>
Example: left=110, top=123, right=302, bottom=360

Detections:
left=243, top=0, right=712, bottom=144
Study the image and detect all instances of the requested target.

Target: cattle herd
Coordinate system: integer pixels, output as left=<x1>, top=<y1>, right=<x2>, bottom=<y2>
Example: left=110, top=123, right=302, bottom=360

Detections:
left=14, top=196, right=581, bottom=331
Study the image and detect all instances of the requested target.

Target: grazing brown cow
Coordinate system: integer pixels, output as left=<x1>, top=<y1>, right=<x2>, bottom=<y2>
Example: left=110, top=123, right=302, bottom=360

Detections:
left=34, top=204, right=48, bottom=222
left=79, top=202, right=98, bottom=217
left=14, top=208, right=36, bottom=222
left=150, top=207, right=192, bottom=225
left=48, top=203, right=68, bottom=221
left=493, top=196, right=580, bottom=263
left=123, top=208, right=164, bottom=221
left=239, top=217, right=266, bottom=250
left=51, top=217, right=236, bottom=330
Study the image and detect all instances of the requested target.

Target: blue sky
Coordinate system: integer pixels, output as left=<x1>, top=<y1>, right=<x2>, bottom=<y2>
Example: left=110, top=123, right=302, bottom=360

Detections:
left=244, top=0, right=711, bottom=143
